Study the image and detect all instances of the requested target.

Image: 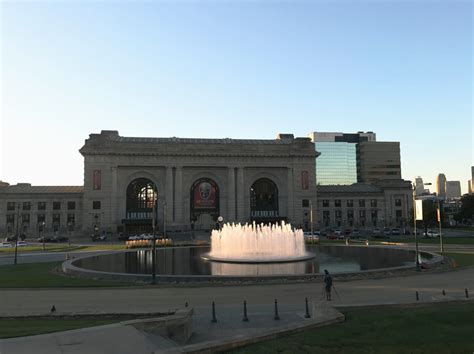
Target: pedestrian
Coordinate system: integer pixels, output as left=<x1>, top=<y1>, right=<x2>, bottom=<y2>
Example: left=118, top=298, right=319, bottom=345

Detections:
left=323, top=269, right=333, bottom=301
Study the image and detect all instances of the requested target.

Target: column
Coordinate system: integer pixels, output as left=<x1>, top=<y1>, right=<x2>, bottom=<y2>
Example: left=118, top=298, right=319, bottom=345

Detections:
left=227, top=167, right=236, bottom=221
left=236, top=167, right=245, bottom=222
left=287, top=167, right=294, bottom=222
left=165, top=166, right=173, bottom=225
left=110, top=167, right=118, bottom=229
left=175, top=166, right=183, bottom=225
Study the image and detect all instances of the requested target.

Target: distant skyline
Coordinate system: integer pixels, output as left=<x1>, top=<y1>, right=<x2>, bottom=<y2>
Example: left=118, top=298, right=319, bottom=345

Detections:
left=1, top=1, right=472, bottom=193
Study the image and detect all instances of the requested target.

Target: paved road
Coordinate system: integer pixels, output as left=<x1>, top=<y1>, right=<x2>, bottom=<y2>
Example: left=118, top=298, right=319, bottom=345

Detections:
left=1, top=266, right=473, bottom=316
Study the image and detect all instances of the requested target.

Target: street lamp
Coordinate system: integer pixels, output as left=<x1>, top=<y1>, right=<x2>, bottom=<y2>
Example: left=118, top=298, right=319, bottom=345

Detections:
left=40, top=221, right=46, bottom=251
left=412, top=181, right=432, bottom=271
left=14, top=204, right=20, bottom=265
left=67, top=222, right=73, bottom=247
left=151, top=185, right=158, bottom=285
left=437, top=198, right=443, bottom=252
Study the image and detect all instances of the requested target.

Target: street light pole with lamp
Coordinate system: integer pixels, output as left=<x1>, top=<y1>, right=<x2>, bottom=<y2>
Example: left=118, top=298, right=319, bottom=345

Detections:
left=151, top=190, right=157, bottom=285
left=13, top=204, right=20, bottom=265
left=40, top=221, right=46, bottom=251
left=412, top=181, right=432, bottom=271
left=438, top=198, right=443, bottom=252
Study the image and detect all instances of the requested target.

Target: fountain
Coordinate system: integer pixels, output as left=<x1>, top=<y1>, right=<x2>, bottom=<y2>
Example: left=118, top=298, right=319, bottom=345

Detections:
left=202, top=222, right=315, bottom=263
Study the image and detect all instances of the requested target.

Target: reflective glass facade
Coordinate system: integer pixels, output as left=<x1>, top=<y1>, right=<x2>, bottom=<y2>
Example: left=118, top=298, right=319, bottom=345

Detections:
left=316, top=142, right=357, bottom=185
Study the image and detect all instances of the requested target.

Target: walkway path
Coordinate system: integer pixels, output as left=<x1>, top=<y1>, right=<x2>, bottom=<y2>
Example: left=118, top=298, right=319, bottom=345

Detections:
left=1, top=266, right=473, bottom=316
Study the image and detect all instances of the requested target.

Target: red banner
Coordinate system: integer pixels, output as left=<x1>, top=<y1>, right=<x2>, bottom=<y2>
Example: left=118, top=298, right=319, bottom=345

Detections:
left=193, top=180, right=217, bottom=209
left=301, top=171, right=309, bottom=190
left=93, top=170, right=101, bottom=190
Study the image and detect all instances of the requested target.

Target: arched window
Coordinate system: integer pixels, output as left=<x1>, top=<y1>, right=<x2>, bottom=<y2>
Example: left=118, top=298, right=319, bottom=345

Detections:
left=126, top=178, right=157, bottom=214
left=250, top=178, right=279, bottom=218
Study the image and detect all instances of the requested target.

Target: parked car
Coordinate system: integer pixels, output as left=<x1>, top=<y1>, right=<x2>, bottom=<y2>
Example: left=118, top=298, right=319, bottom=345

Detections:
left=303, top=231, right=320, bottom=243
left=91, top=234, right=107, bottom=242
left=383, top=228, right=391, bottom=236
left=423, top=230, right=440, bottom=238
left=0, top=242, right=12, bottom=248
left=352, top=229, right=360, bottom=238
left=17, top=241, right=28, bottom=247
left=5, top=234, right=26, bottom=242
left=391, top=228, right=401, bottom=235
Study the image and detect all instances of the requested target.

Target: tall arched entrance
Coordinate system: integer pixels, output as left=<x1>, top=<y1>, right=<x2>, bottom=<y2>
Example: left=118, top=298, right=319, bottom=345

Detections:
left=123, top=178, right=157, bottom=235
left=190, top=178, right=219, bottom=231
left=250, top=178, right=282, bottom=224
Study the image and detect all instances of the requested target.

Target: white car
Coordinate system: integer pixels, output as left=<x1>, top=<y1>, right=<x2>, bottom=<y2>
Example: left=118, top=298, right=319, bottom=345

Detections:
left=0, top=242, right=12, bottom=248
left=423, top=230, right=440, bottom=238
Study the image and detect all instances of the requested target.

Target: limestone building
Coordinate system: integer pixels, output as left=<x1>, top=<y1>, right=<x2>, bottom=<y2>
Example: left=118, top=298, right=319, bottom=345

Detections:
left=0, top=131, right=318, bottom=237
left=316, top=180, right=412, bottom=229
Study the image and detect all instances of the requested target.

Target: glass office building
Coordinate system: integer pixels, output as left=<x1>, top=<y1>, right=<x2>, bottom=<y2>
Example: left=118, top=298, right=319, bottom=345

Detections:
left=315, top=142, right=357, bottom=185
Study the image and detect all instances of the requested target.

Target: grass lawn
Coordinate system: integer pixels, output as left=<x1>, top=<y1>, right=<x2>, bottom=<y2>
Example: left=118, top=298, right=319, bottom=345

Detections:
left=234, top=303, right=474, bottom=354
left=442, top=252, right=474, bottom=267
left=0, top=244, right=127, bottom=253
left=0, top=262, right=130, bottom=288
left=0, top=318, right=117, bottom=339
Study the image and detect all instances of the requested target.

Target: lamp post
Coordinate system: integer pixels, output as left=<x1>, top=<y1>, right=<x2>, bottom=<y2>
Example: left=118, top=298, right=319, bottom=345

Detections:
left=40, top=221, right=46, bottom=251
left=310, top=200, right=314, bottom=237
left=163, top=201, right=167, bottom=239
left=437, top=198, right=443, bottom=252
left=413, top=181, right=432, bottom=271
left=14, top=205, right=20, bottom=265
left=151, top=191, right=157, bottom=285
left=412, top=182, right=420, bottom=271
left=67, top=222, right=73, bottom=247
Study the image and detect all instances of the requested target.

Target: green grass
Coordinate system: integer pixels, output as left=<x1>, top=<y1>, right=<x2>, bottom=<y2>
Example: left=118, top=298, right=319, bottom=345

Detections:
left=442, top=252, right=474, bottom=267
left=0, top=245, right=82, bottom=253
left=0, top=244, right=127, bottom=253
left=370, top=237, right=474, bottom=245
left=234, top=303, right=474, bottom=354
left=0, top=262, right=129, bottom=288
left=0, top=318, right=117, bottom=338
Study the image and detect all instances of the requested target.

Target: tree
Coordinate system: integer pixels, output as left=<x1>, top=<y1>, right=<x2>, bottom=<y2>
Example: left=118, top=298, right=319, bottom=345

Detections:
left=455, top=194, right=474, bottom=223
left=422, top=199, right=438, bottom=230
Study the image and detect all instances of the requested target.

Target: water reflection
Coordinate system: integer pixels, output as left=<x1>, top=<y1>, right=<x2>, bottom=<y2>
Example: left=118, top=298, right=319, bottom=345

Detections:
left=74, top=246, right=431, bottom=276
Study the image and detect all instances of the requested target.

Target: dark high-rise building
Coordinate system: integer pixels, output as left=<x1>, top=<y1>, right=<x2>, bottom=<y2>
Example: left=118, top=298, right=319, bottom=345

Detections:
left=356, top=141, right=401, bottom=183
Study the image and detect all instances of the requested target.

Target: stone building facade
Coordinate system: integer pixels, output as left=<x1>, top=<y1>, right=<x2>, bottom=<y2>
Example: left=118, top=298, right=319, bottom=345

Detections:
left=0, top=131, right=318, bottom=238
left=316, top=180, right=412, bottom=229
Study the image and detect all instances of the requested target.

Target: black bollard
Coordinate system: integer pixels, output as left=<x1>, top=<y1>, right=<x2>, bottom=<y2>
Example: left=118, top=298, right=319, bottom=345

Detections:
left=242, top=300, right=249, bottom=322
left=442, top=289, right=446, bottom=296
left=465, top=288, right=469, bottom=298
left=416, top=291, right=419, bottom=301
left=274, top=299, right=280, bottom=321
left=304, top=297, right=311, bottom=318
left=211, top=301, right=217, bottom=323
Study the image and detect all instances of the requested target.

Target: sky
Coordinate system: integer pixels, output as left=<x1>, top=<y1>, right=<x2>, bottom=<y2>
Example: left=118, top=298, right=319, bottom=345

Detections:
left=1, top=0, right=472, bottom=193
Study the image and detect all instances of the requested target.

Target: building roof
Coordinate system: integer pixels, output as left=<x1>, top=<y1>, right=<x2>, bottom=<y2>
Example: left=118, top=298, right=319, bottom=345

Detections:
left=0, top=184, right=83, bottom=194
left=116, top=136, right=295, bottom=145
left=80, top=130, right=317, bottom=158
left=317, top=184, right=382, bottom=193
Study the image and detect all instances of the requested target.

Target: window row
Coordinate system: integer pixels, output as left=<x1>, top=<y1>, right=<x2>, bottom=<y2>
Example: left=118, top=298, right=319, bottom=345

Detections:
left=322, top=198, right=403, bottom=208
left=321, top=209, right=403, bottom=219
left=7, top=201, right=76, bottom=211
left=6, top=213, right=76, bottom=225
left=6, top=201, right=101, bottom=211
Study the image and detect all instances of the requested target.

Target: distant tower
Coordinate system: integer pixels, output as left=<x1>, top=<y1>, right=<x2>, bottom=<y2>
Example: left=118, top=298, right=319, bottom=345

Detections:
left=437, top=174, right=446, bottom=199
left=415, top=176, right=430, bottom=196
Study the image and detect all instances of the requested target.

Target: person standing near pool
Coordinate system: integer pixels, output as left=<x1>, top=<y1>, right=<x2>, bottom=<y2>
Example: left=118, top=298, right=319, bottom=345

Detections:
left=323, top=269, right=333, bottom=301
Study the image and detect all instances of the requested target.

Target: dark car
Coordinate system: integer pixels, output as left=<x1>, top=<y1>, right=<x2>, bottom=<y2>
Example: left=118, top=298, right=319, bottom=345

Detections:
left=5, top=234, right=26, bottom=242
